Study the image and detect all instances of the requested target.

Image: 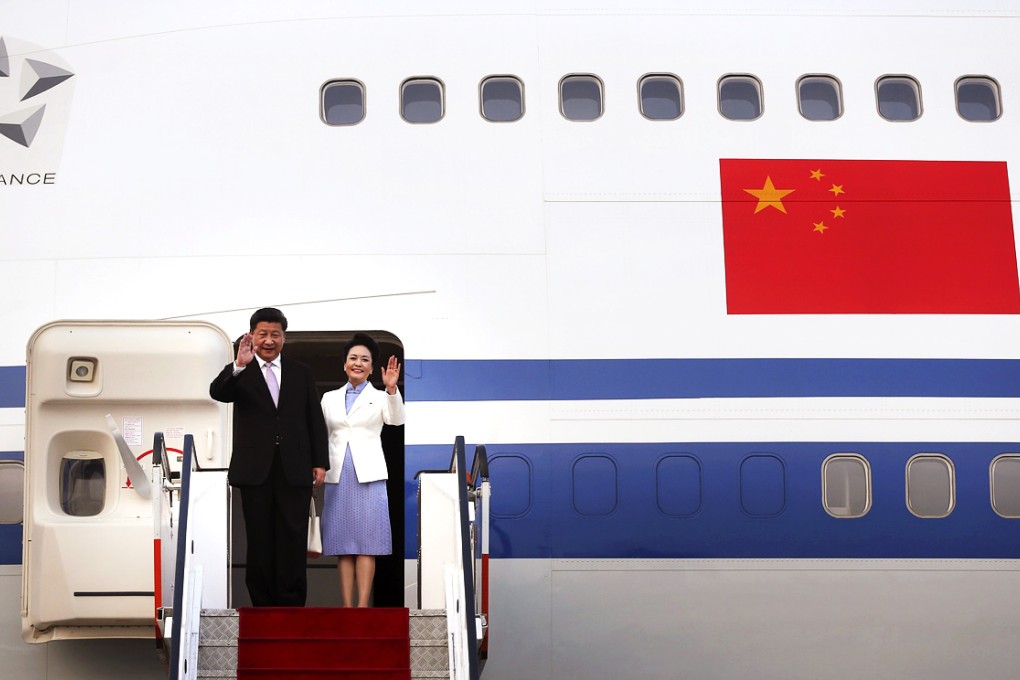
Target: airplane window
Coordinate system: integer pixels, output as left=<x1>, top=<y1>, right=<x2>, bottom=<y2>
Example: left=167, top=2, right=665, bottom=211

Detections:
left=719, top=75, right=763, bottom=121
left=401, top=77, right=445, bottom=124
left=822, top=454, right=871, bottom=518
left=906, top=454, right=954, bottom=518
left=656, top=454, right=702, bottom=516
left=956, top=76, right=1001, bottom=122
left=60, top=451, right=106, bottom=517
left=0, top=460, right=24, bottom=524
left=488, top=454, right=533, bottom=517
left=798, top=75, right=843, bottom=121
left=877, top=75, right=922, bottom=121
left=321, top=80, right=365, bottom=126
left=639, top=74, right=683, bottom=121
left=571, top=454, right=618, bottom=516
left=560, top=75, right=603, bottom=122
left=990, top=455, right=1020, bottom=517
left=480, top=76, right=525, bottom=122
left=739, top=454, right=785, bottom=516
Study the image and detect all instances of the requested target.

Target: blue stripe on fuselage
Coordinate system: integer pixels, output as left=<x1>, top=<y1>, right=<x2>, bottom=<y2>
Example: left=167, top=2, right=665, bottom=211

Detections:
left=4, top=439, right=1016, bottom=565
left=0, top=366, right=25, bottom=407
left=5, top=359, right=1020, bottom=405
left=7, top=358, right=1020, bottom=563
left=403, top=358, right=1020, bottom=400
left=404, top=442, right=1020, bottom=561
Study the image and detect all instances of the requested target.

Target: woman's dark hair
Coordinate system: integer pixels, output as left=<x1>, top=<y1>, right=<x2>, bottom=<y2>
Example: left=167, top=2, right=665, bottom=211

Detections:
left=342, top=332, right=379, bottom=367
left=249, top=307, right=288, bottom=332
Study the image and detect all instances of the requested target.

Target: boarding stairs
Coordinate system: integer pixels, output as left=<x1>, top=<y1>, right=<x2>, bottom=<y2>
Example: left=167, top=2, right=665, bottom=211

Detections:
left=191, top=608, right=450, bottom=678
left=154, top=434, right=489, bottom=680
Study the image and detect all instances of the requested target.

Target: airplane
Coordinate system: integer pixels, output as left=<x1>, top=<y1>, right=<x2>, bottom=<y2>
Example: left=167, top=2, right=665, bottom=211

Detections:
left=2, top=0, right=1020, bottom=677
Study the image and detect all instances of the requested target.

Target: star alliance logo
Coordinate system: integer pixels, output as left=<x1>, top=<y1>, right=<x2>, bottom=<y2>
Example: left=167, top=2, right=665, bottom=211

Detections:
left=0, top=37, right=73, bottom=147
left=1, top=36, right=74, bottom=186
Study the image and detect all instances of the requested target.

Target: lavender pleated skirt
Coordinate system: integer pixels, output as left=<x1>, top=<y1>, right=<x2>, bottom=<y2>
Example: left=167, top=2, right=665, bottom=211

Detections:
left=322, top=445, right=392, bottom=556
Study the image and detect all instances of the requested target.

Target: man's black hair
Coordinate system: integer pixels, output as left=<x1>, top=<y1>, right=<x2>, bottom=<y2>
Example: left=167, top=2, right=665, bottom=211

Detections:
left=249, top=307, right=288, bottom=332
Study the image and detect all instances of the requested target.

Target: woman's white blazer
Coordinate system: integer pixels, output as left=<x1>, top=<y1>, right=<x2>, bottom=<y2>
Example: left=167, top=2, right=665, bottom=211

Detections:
left=320, top=382, right=406, bottom=484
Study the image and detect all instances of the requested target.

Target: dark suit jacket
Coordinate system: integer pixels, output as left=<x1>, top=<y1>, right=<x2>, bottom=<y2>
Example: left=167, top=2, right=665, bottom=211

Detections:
left=209, top=355, right=329, bottom=486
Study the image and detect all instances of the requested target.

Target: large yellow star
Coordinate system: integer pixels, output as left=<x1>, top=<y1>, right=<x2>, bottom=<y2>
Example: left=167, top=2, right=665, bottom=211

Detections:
left=744, top=176, right=795, bottom=214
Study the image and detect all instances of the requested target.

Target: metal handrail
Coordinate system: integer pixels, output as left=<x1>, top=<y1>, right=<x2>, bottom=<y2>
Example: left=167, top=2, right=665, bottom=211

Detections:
left=152, top=432, right=167, bottom=648
left=168, top=434, right=197, bottom=680
left=156, top=432, right=181, bottom=494
left=469, top=445, right=489, bottom=667
left=450, top=436, right=481, bottom=680
left=416, top=436, right=487, bottom=680
left=470, top=444, right=488, bottom=486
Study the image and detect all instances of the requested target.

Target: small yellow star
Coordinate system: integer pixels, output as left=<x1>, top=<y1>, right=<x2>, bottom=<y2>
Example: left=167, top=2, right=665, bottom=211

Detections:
left=829, top=183, right=845, bottom=197
left=830, top=206, right=846, bottom=218
left=743, top=176, right=796, bottom=214
left=810, top=169, right=825, bottom=181
left=813, top=221, right=829, bottom=233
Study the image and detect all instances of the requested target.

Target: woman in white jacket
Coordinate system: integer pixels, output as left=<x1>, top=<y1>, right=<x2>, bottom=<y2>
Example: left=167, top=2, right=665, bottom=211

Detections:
left=319, top=333, right=406, bottom=607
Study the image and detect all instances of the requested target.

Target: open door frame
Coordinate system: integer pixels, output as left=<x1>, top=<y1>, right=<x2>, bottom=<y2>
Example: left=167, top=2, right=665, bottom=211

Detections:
left=229, top=329, right=405, bottom=608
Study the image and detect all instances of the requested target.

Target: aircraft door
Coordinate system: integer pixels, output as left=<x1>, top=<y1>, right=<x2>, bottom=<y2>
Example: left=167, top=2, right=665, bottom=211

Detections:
left=22, top=321, right=232, bottom=642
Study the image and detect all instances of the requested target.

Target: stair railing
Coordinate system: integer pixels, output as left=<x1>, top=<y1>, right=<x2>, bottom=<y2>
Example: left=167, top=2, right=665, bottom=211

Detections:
left=152, top=432, right=171, bottom=648
left=448, top=436, right=478, bottom=680
left=417, top=436, right=488, bottom=680
left=469, top=444, right=490, bottom=667
left=155, top=433, right=202, bottom=680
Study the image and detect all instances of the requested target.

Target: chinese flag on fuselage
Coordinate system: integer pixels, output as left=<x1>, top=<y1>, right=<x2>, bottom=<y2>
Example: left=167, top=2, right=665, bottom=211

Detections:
left=720, top=159, right=1020, bottom=314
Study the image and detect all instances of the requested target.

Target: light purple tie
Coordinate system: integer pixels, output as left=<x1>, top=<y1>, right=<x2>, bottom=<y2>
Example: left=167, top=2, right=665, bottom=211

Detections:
left=264, top=361, right=279, bottom=406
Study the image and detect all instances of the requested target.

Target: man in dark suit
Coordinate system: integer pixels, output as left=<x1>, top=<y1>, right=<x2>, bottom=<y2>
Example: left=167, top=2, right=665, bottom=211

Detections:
left=210, top=307, right=328, bottom=606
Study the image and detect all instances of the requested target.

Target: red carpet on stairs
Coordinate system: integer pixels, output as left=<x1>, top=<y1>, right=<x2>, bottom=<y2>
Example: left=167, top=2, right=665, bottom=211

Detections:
left=237, top=607, right=411, bottom=679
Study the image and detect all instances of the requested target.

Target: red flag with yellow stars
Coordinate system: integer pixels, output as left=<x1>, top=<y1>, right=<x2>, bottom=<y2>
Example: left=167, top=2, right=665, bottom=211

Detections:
left=719, top=158, right=1020, bottom=314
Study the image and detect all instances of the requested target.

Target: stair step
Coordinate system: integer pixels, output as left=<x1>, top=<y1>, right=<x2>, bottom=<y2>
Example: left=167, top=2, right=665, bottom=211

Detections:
left=200, top=609, right=239, bottom=641
left=239, top=607, right=409, bottom=638
left=408, top=610, right=447, bottom=641
left=199, top=638, right=238, bottom=673
left=238, top=671, right=410, bottom=679
left=198, top=607, right=449, bottom=677
left=410, top=639, right=449, bottom=673
left=239, top=637, right=410, bottom=671
left=199, top=610, right=239, bottom=673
